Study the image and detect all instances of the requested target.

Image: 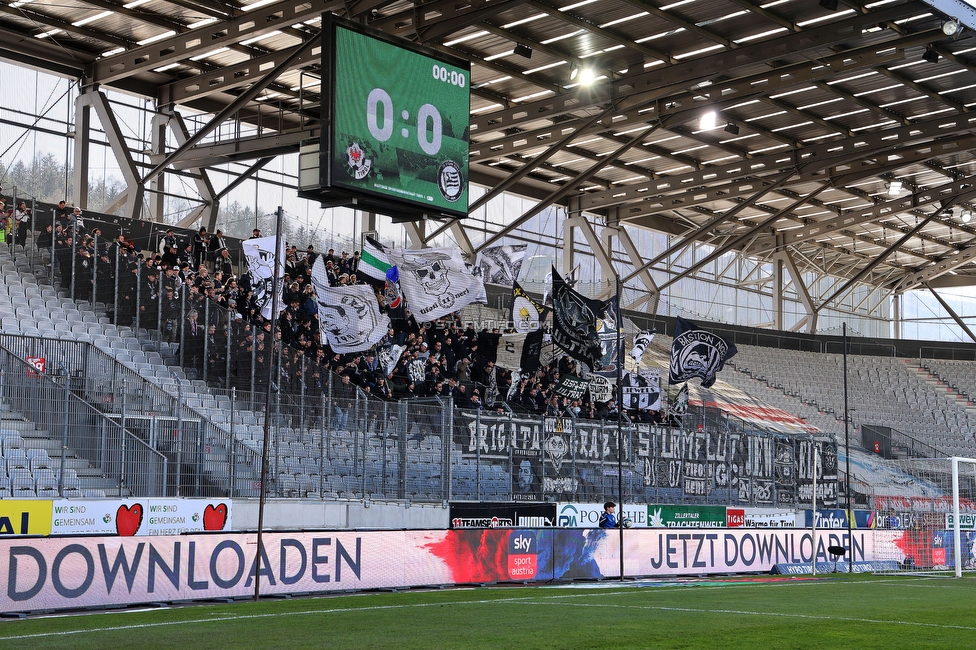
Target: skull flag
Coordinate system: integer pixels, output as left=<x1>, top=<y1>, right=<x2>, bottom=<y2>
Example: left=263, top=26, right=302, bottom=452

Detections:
left=390, top=246, right=487, bottom=322
left=668, top=316, right=737, bottom=388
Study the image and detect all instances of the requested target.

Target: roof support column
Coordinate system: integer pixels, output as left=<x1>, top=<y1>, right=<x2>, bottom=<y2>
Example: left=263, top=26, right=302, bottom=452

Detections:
left=76, top=88, right=144, bottom=220
left=893, top=293, right=902, bottom=340
left=165, top=111, right=219, bottom=230
left=71, top=94, right=90, bottom=209
left=606, top=208, right=659, bottom=314
left=773, top=249, right=818, bottom=334
left=150, top=112, right=167, bottom=222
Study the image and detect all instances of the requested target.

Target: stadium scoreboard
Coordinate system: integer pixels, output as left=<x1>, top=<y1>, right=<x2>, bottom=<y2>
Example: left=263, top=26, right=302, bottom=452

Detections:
left=303, top=14, right=471, bottom=221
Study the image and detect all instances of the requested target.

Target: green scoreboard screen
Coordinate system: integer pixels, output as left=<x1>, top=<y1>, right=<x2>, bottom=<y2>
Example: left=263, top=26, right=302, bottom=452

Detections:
left=322, top=14, right=470, bottom=219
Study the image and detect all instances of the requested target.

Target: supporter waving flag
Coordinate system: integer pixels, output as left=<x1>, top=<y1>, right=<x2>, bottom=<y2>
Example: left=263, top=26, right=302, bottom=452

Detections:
left=390, top=245, right=487, bottom=322
left=550, top=267, right=612, bottom=368
left=511, top=280, right=547, bottom=333
left=359, top=235, right=393, bottom=283
left=668, top=316, right=737, bottom=388
left=311, top=258, right=390, bottom=353
left=242, top=235, right=284, bottom=319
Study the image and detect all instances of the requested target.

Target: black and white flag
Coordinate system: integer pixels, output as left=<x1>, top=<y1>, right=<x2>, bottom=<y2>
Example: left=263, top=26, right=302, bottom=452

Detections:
left=486, top=366, right=498, bottom=407
left=479, top=244, right=526, bottom=285
left=242, top=235, right=284, bottom=320
left=550, top=267, right=611, bottom=368
left=391, top=245, right=487, bottom=322
left=496, top=330, right=544, bottom=373
left=668, top=316, right=737, bottom=388
left=377, top=344, right=405, bottom=378
left=621, top=370, right=661, bottom=410
left=631, top=329, right=656, bottom=362
left=587, top=375, right=614, bottom=403
left=407, top=358, right=427, bottom=384
left=511, top=281, right=547, bottom=333
left=670, top=382, right=689, bottom=416
left=311, top=259, right=390, bottom=354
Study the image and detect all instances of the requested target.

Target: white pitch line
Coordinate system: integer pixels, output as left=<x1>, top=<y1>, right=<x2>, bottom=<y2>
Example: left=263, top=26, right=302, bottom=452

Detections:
left=515, top=600, right=976, bottom=632
left=0, top=580, right=970, bottom=641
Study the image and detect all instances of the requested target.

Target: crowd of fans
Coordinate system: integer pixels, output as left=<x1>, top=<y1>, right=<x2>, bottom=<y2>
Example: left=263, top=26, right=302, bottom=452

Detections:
left=11, top=199, right=667, bottom=425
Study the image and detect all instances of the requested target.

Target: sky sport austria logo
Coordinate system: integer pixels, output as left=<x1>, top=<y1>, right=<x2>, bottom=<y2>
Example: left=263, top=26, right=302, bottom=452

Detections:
left=508, top=530, right=537, bottom=580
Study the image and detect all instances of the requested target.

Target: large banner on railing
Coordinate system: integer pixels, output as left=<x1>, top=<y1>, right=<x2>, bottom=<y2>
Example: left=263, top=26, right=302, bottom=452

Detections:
left=0, top=499, right=232, bottom=537
left=50, top=499, right=232, bottom=536
left=0, top=528, right=875, bottom=614
left=453, top=412, right=837, bottom=506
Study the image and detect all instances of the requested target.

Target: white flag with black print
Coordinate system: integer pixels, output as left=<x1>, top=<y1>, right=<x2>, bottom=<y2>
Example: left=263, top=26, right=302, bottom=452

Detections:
left=311, top=259, right=390, bottom=354
left=479, top=244, right=527, bottom=285
left=377, top=344, right=405, bottom=378
left=242, top=235, right=284, bottom=320
left=631, top=329, right=656, bottom=362
left=407, top=358, right=427, bottom=384
left=390, top=245, right=487, bottom=322
left=669, top=383, right=689, bottom=417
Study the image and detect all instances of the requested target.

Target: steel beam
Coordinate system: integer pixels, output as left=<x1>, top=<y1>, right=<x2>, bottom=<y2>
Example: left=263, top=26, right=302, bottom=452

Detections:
left=924, top=282, right=976, bottom=344
left=91, top=0, right=339, bottom=84
left=583, top=107, right=976, bottom=213
left=475, top=123, right=661, bottom=253
left=143, top=33, right=320, bottom=185
left=658, top=182, right=832, bottom=292
left=774, top=249, right=818, bottom=334
left=468, top=4, right=928, bottom=141
left=158, top=43, right=321, bottom=106
left=753, top=172, right=976, bottom=257
left=82, top=90, right=145, bottom=220
left=819, top=210, right=942, bottom=309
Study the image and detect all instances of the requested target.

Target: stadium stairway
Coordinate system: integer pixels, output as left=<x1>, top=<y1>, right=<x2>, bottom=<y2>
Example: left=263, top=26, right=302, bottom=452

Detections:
left=0, top=394, right=120, bottom=498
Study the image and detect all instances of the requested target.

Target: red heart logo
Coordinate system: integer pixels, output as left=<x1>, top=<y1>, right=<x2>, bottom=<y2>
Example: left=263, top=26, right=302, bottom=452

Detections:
left=116, top=504, right=143, bottom=536
left=203, top=503, right=228, bottom=531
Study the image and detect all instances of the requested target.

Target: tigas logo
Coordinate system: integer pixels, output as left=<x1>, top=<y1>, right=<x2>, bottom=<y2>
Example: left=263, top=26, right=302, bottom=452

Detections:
left=727, top=509, right=745, bottom=528
left=557, top=504, right=579, bottom=527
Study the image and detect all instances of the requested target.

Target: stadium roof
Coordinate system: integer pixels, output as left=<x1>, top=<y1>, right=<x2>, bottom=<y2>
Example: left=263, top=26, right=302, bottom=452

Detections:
left=4, top=0, right=976, bottom=299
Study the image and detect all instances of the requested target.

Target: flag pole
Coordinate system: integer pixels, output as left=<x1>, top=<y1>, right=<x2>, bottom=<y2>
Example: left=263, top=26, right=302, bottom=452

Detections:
left=254, top=205, right=284, bottom=601
left=843, top=322, right=853, bottom=572
left=615, top=274, right=625, bottom=582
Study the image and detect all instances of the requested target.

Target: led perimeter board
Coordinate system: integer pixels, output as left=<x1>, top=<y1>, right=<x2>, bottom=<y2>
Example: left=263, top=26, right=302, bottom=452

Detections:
left=319, top=14, right=470, bottom=220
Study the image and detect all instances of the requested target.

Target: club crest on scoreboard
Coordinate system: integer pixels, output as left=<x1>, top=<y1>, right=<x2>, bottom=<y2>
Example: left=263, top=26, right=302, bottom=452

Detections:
left=345, top=142, right=373, bottom=180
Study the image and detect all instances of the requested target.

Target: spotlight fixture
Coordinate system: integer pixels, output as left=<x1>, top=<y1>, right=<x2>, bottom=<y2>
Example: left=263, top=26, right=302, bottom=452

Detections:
left=963, top=209, right=973, bottom=223
left=886, top=180, right=903, bottom=197
left=514, top=43, right=532, bottom=59
left=578, top=67, right=595, bottom=85
left=923, top=47, right=940, bottom=64
left=724, top=122, right=739, bottom=135
left=819, top=0, right=839, bottom=10
left=943, top=19, right=961, bottom=36
left=699, top=110, right=717, bottom=130
left=569, top=62, right=579, bottom=81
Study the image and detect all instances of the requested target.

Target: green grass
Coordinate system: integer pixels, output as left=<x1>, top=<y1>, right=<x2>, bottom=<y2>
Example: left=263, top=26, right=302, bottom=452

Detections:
left=2, top=575, right=975, bottom=649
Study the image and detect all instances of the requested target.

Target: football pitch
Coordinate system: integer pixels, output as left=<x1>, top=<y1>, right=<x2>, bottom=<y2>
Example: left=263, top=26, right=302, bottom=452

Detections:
left=1, top=575, right=974, bottom=649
